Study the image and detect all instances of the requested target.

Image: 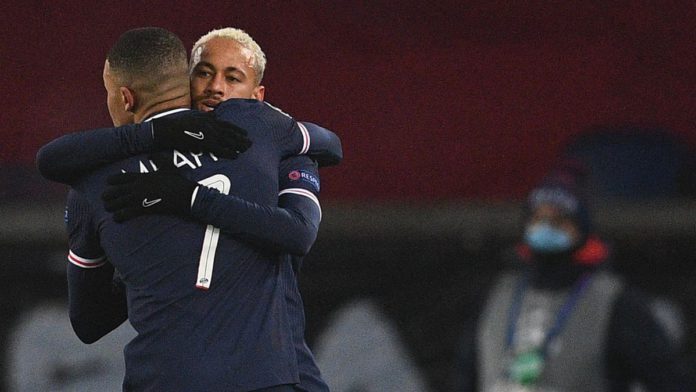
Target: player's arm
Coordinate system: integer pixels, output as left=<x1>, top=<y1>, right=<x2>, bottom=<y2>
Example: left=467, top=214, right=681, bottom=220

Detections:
left=228, top=99, right=342, bottom=167
left=35, top=110, right=251, bottom=184
left=271, top=110, right=342, bottom=167
left=67, top=261, right=128, bottom=344
left=299, top=121, right=343, bottom=167
left=65, top=190, right=128, bottom=344
left=102, top=155, right=322, bottom=256
left=192, top=155, right=322, bottom=255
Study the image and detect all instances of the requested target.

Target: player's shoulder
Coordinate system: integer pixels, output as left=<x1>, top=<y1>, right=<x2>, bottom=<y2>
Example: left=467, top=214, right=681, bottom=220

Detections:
left=280, top=155, right=319, bottom=175
left=215, top=99, right=291, bottom=118
left=215, top=99, right=295, bottom=134
left=261, top=101, right=293, bottom=119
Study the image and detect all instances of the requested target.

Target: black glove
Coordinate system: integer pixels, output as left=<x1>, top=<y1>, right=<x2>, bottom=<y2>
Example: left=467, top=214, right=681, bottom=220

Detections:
left=101, top=169, right=198, bottom=223
left=151, top=110, right=252, bottom=159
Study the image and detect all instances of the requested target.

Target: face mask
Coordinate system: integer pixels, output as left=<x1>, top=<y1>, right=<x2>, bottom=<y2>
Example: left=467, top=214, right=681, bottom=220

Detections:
left=524, top=222, right=574, bottom=254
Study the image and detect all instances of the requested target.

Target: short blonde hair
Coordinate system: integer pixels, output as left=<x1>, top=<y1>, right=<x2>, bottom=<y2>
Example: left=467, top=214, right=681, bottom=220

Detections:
left=190, top=27, right=267, bottom=84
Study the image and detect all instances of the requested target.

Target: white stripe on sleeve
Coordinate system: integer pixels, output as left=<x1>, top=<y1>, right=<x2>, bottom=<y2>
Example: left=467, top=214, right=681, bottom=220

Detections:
left=297, top=122, right=310, bottom=155
left=68, top=250, right=107, bottom=269
left=279, top=188, right=322, bottom=220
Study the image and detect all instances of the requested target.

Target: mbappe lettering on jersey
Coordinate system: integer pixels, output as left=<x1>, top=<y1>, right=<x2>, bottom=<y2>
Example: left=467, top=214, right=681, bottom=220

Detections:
left=135, top=150, right=219, bottom=172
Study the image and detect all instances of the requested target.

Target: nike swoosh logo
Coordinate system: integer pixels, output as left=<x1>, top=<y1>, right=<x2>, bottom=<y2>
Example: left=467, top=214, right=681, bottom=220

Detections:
left=184, top=131, right=204, bottom=140
left=142, top=198, right=162, bottom=208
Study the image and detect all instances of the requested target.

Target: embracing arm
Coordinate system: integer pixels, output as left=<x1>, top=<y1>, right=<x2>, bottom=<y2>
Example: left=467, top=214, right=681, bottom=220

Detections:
left=36, top=109, right=340, bottom=185
left=191, top=188, right=320, bottom=256
left=191, top=155, right=322, bottom=256
left=36, top=123, right=154, bottom=184
left=301, top=122, right=343, bottom=167
left=216, top=99, right=342, bottom=167
left=36, top=110, right=252, bottom=184
left=102, top=155, right=323, bottom=256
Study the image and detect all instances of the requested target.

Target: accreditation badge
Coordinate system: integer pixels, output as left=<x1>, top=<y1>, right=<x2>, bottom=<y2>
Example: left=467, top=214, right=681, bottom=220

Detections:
left=508, top=350, right=544, bottom=386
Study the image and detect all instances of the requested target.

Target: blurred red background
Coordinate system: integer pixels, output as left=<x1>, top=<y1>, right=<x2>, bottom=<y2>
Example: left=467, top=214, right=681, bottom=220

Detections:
left=2, top=1, right=694, bottom=201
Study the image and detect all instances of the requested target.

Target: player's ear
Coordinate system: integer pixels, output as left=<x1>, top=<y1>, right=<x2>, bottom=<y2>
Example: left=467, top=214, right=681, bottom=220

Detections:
left=120, top=87, right=137, bottom=112
left=252, top=85, right=265, bottom=101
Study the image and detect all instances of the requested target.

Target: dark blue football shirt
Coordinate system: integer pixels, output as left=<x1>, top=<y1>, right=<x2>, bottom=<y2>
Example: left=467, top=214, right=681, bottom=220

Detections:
left=66, top=99, right=324, bottom=391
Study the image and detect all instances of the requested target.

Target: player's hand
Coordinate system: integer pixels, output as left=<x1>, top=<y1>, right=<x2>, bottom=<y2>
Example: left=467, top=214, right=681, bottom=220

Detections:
left=101, top=169, right=198, bottom=223
left=151, top=110, right=252, bottom=159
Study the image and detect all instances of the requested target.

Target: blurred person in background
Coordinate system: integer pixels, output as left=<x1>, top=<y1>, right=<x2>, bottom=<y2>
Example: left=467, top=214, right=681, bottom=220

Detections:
left=452, top=161, right=694, bottom=392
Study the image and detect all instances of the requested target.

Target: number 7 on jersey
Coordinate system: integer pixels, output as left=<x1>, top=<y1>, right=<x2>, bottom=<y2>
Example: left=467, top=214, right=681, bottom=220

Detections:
left=195, top=174, right=231, bottom=290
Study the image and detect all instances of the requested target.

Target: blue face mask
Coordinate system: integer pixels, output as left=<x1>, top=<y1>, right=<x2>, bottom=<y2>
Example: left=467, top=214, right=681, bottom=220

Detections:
left=524, top=222, right=574, bottom=253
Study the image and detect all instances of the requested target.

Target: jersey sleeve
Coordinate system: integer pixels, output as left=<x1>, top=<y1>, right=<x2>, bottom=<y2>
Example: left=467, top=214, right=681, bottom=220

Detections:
left=261, top=102, right=342, bottom=166
left=277, top=119, right=344, bottom=166
left=66, top=190, right=106, bottom=267
left=301, top=122, right=343, bottom=167
left=36, top=122, right=154, bottom=185
left=278, top=155, right=322, bottom=219
left=190, top=155, right=322, bottom=256
left=65, top=190, right=128, bottom=343
left=259, top=101, right=308, bottom=158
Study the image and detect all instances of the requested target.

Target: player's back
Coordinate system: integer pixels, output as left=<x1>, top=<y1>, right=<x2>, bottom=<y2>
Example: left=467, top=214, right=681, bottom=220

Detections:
left=71, top=101, right=307, bottom=391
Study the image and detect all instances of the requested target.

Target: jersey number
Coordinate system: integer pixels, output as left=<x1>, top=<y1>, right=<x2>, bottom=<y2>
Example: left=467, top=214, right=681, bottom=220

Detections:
left=195, top=174, right=231, bottom=290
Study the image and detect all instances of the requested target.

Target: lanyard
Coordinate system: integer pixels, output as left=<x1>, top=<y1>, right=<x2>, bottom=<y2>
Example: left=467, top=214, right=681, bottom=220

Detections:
left=505, top=271, right=593, bottom=358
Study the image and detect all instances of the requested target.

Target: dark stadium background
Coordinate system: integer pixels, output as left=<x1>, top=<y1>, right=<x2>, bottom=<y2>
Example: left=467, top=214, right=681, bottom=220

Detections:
left=1, top=2, right=695, bottom=391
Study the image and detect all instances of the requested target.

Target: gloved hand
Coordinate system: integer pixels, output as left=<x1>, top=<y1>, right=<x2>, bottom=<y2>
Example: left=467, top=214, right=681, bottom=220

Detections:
left=101, top=168, right=198, bottom=223
left=151, top=110, right=252, bottom=159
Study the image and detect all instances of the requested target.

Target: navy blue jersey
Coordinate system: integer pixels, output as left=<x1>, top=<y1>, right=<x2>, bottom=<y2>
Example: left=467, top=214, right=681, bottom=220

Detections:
left=67, top=155, right=327, bottom=391
left=282, top=255, right=330, bottom=392
left=35, top=102, right=342, bottom=185
left=66, top=101, right=325, bottom=391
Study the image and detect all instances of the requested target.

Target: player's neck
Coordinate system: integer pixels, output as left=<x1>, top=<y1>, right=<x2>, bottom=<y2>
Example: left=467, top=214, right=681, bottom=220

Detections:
left=134, top=93, right=191, bottom=124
